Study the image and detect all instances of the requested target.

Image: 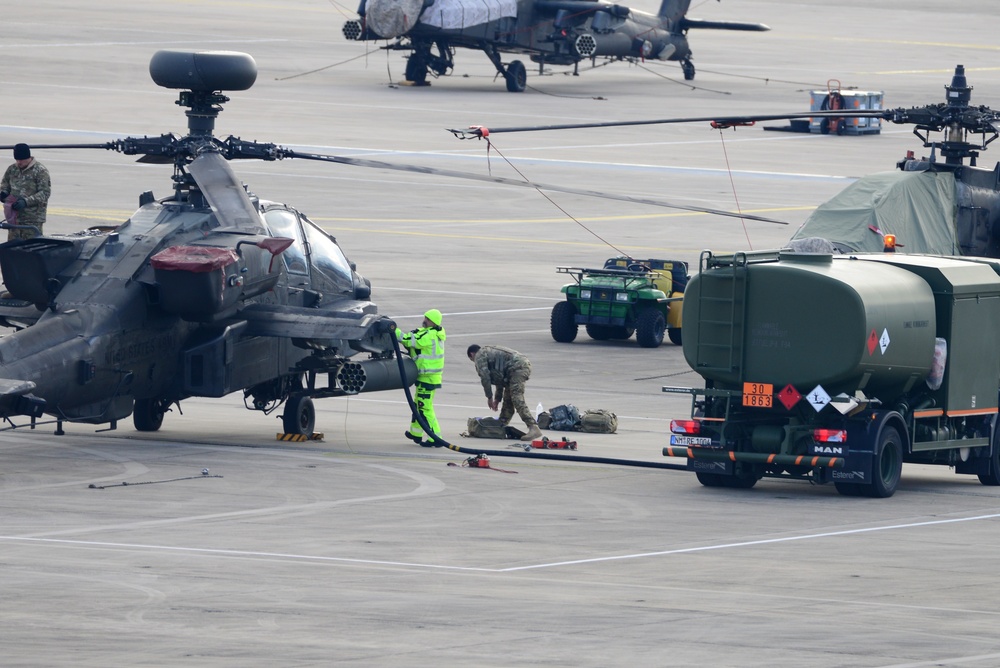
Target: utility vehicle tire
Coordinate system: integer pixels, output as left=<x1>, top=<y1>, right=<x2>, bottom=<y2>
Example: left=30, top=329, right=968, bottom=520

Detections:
left=505, top=60, right=527, bottom=92
left=586, top=324, right=614, bottom=340
left=133, top=398, right=168, bottom=432
left=283, top=394, right=316, bottom=435
left=550, top=301, right=578, bottom=343
left=636, top=307, right=666, bottom=348
left=978, top=424, right=1000, bottom=485
left=667, top=327, right=682, bottom=346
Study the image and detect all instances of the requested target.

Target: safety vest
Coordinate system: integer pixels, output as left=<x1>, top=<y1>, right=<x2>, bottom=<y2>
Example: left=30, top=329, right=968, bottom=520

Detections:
left=397, top=326, right=445, bottom=387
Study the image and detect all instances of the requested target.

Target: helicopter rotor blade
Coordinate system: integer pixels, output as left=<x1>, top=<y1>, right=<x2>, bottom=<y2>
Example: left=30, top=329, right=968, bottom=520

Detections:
left=187, top=151, right=262, bottom=229
left=285, top=150, right=788, bottom=225
left=448, top=110, right=890, bottom=138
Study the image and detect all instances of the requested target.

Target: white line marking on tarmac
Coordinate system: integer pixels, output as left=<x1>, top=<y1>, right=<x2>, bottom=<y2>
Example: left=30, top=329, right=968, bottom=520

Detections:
left=3, top=512, right=998, bottom=573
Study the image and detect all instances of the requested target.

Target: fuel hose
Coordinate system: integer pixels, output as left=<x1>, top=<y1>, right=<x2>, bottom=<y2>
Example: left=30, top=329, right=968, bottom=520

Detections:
left=390, top=332, right=688, bottom=471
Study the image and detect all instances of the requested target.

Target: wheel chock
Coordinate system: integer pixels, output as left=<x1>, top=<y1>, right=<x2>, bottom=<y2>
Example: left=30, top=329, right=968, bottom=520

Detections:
left=276, top=432, right=325, bottom=442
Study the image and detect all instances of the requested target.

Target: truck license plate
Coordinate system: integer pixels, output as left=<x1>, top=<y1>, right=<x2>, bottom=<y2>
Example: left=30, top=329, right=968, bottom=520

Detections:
left=670, top=434, right=713, bottom=446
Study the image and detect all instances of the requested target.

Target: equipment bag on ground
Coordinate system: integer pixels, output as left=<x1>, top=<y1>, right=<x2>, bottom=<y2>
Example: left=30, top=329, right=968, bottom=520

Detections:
left=465, top=417, right=526, bottom=439
left=548, top=404, right=581, bottom=431
left=578, top=409, right=618, bottom=434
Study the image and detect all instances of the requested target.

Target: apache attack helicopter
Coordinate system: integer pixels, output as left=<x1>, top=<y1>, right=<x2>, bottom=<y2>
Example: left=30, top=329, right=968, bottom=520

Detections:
left=0, top=50, right=419, bottom=437
left=342, top=0, right=769, bottom=92
left=452, top=65, right=1000, bottom=258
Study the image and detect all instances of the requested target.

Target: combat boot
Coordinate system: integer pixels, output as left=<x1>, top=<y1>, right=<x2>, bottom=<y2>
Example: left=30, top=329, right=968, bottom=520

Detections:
left=520, top=424, right=543, bottom=441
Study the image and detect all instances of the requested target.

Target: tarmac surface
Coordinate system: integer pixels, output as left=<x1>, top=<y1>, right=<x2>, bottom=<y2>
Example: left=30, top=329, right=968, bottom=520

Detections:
left=3, top=1, right=1000, bottom=666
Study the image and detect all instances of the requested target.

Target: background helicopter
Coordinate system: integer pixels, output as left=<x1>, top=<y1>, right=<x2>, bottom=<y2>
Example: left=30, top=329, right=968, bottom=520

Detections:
left=0, top=50, right=421, bottom=436
left=342, top=0, right=769, bottom=91
left=452, top=64, right=1000, bottom=258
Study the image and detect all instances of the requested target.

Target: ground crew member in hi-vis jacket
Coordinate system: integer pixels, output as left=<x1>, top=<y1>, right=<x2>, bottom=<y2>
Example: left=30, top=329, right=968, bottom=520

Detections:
left=397, top=309, right=446, bottom=446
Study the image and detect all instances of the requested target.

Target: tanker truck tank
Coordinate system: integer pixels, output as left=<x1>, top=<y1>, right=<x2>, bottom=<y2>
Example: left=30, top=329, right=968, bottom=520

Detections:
left=682, top=251, right=937, bottom=401
left=665, top=250, right=1000, bottom=497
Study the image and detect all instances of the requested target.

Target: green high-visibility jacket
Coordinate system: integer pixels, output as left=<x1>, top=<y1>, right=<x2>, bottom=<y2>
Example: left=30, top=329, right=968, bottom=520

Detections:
left=397, top=325, right=445, bottom=387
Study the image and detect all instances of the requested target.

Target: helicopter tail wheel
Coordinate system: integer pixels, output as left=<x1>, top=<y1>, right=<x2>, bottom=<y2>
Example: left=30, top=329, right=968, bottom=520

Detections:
left=505, top=60, right=527, bottom=92
left=282, top=394, right=316, bottom=435
left=681, top=59, right=695, bottom=81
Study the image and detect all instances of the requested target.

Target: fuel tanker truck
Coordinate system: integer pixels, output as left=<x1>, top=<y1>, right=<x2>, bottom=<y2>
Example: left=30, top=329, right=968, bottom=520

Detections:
left=662, top=250, right=1000, bottom=497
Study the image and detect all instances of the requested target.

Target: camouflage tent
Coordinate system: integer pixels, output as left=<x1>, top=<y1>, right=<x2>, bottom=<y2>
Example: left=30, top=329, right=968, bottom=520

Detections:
left=789, top=169, right=958, bottom=254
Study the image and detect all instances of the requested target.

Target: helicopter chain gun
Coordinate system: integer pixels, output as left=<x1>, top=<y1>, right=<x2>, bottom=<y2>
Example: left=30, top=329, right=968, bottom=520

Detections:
left=0, top=50, right=419, bottom=436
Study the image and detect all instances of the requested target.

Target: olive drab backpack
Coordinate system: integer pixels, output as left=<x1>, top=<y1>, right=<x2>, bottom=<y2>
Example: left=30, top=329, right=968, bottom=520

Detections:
left=464, top=417, right=526, bottom=439
left=578, top=409, right=618, bottom=434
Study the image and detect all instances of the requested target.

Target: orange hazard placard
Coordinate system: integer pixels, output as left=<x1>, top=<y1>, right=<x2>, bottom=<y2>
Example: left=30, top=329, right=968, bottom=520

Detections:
left=742, top=382, right=773, bottom=408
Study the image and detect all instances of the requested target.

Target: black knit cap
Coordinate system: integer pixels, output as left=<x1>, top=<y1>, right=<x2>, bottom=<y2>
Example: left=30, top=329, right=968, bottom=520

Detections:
left=13, top=144, right=30, bottom=160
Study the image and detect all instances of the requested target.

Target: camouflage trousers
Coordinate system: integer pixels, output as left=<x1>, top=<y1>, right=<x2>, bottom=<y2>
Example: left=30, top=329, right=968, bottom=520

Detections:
left=499, top=360, right=536, bottom=429
left=7, top=225, right=41, bottom=241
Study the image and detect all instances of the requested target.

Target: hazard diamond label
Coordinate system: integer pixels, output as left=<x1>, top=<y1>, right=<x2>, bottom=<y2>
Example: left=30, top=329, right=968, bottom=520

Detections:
left=806, top=385, right=831, bottom=412
left=867, top=329, right=878, bottom=355
left=880, top=328, right=890, bottom=354
left=778, top=384, right=802, bottom=410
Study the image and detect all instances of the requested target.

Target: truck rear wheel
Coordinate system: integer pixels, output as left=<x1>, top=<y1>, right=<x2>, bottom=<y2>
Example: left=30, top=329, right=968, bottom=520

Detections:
left=636, top=307, right=665, bottom=348
left=836, top=426, right=902, bottom=498
left=550, top=301, right=578, bottom=342
left=978, top=424, right=1000, bottom=486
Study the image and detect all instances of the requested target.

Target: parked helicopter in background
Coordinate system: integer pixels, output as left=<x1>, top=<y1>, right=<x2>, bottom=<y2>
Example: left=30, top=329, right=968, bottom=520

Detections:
left=0, top=50, right=417, bottom=436
left=452, top=65, right=1000, bottom=258
left=342, top=0, right=769, bottom=91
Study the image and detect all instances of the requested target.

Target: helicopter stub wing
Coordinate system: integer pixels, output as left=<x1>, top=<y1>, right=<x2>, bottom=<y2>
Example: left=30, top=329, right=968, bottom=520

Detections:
left=239, top=303, right=395, bottom=352
left=188, top=151, right=264, bottom=230
left=0, top=297, right=42, bottom=329
left=0, top=378, right=45, bottom=419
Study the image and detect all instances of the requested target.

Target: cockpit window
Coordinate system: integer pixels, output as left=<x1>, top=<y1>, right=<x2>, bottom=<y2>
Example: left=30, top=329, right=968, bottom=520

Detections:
left=262, top=208, right=308, bottom=275
left=302, top=218, right=355, bottom=294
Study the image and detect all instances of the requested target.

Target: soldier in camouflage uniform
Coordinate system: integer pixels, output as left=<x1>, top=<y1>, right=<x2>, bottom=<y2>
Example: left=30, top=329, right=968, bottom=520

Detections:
left=2, top=144, right=51, bottom=241
left=467, top=344, right=542, bottom=441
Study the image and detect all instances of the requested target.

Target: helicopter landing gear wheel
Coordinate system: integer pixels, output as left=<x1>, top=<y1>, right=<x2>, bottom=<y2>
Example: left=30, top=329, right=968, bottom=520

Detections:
left=283, top=394, right=316, bottom=435
left=681, top=58, right=695, bottom=81
left=405, top=53, right=428, bottom=85
left=505, top=60, right=527, bottom=92
left=133, top=398, right=170, bottom=432
left=667, top=327, right=682, bottom=346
